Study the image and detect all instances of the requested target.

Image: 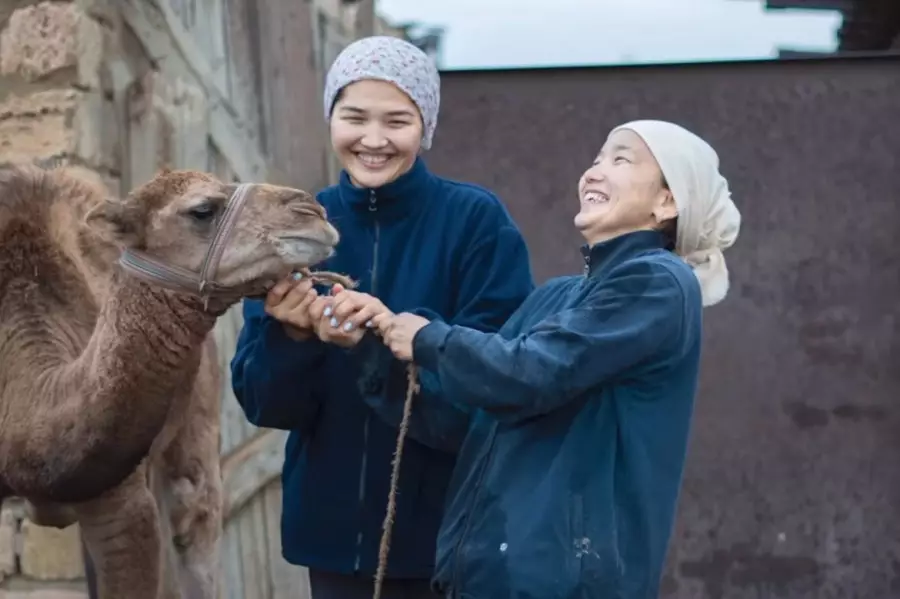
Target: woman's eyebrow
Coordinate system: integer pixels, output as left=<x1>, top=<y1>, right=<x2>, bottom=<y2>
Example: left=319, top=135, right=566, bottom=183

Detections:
left=385, top=109, right=416, bottom=118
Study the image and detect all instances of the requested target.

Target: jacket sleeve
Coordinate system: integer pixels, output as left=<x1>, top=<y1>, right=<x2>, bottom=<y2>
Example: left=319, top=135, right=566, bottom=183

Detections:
left=359, top=206, right=535, bottom=452
left=411, top=259, right=687, bottom=424
left=230, top=298, right=327, bottom=434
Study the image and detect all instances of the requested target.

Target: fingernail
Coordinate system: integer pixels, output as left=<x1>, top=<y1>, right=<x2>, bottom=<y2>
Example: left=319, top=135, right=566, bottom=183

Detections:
left=365, top=320, right=373, bottom=328
left=343, top=322, right=354, bottom=331
left=324, top=306, right=332, bottom=317
left=330, top=317, right=338, bottom=327
left=291, top=271, right=303, bottom=281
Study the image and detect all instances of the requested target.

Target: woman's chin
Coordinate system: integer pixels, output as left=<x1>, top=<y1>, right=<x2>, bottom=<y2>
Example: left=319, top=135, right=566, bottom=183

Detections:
left=346, top=163, right=397, bottom=188
left=573, top=212, right=596, bottom=231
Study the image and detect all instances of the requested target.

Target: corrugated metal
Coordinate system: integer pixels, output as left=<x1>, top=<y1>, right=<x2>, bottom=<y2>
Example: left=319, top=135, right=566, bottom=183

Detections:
left=427, top=55, right=900, bottom=599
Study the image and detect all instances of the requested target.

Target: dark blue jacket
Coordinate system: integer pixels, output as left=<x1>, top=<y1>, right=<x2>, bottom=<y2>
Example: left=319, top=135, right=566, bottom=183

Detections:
left=368, top=230, right=703, bottom=598
left=230, top=157, right=534, bottom=578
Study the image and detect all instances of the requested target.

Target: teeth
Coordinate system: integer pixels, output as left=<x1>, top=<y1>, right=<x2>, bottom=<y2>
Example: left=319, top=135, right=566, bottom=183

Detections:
left=358, top=153, right=389, bottom=167
left=584, top=192, right=608, bottom=203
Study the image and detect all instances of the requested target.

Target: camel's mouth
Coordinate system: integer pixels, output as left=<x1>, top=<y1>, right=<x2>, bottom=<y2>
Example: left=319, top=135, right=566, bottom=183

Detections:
left=273, top=233, right=336, bottom=267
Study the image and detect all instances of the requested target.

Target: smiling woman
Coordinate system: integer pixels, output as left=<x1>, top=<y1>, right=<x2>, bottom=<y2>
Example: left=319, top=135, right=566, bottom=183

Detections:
left=368, top=119, right=742, bottom=599
left=229, top=35, right=535, bottom=599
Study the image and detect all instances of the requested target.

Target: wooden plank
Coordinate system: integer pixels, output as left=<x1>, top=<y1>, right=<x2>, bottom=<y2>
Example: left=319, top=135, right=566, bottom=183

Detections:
left=263, top=481, right=310, bottom=598
left=221, top=429, right=288, bottom=519
left=159, top=0, right=230, bottom=97
left=118, top=0, right=268, bottom=182
left=170, top=77, right=209, bottom=170
left=218, top=521, right=243, bottom=599
left=126, top=71, right=168, bottom=186
left=256, top=0, right=328, bottom=191
left=222, top=0, right=263, bottom=147
left=234, top=495, right=268, bottom=599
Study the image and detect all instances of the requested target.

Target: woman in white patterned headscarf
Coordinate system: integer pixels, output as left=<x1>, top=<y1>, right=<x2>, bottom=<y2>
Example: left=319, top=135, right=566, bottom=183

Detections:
left=375, top=121, right=741, bottom=598
left=230, top=36, right=534, bottom=599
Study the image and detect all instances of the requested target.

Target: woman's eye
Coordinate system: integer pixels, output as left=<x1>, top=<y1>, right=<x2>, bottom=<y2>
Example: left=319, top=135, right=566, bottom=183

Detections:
left=614, top=156, right=629, bottom=164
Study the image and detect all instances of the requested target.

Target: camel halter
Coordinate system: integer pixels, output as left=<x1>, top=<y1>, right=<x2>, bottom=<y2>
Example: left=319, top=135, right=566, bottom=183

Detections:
left=118, top=183, right=255, bottom=301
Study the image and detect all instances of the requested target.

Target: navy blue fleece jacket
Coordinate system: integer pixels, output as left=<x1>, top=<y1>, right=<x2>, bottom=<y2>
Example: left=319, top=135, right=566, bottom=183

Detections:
left=230, top=157, right=534, bottom=578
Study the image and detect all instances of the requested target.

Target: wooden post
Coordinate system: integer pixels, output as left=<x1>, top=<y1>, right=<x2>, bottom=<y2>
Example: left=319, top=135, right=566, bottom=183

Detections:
left=353, top=0, right=375, bottom=39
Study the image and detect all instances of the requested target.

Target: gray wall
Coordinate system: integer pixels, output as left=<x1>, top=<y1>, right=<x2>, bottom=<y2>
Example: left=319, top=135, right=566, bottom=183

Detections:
left=426, top=55, right=900, bottom=598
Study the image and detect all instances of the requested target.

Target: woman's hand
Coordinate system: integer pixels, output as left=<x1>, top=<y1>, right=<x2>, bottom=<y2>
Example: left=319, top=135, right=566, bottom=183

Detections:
left=264, top=272, right=318, bottom=340
left=311, top=284, right=390, bottom=348
left=324, top=286, right=393, bottom=334
left=374, top=312, right=431, bottom=361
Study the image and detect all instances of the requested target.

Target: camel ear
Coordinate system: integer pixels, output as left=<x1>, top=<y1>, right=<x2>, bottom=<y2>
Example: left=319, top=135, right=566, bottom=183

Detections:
left=84, top=199, right=143, bottom=247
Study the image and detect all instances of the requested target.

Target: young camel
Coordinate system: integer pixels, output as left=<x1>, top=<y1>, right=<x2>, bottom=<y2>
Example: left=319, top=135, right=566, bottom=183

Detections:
left=0, top=162, right=344, bottom=598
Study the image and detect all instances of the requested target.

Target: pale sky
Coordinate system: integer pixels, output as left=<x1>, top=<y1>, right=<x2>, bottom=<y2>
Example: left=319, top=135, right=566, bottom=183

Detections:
left=377, top=0, right=842, bottom=69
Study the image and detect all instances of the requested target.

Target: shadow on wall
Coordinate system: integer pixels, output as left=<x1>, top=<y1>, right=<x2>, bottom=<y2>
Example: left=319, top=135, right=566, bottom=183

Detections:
left=426, top=55, right=900, bottom=599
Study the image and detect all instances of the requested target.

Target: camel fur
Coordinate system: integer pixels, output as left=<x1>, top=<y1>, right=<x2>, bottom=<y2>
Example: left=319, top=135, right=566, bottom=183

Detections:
left=0, top=161, right=340, bottom=598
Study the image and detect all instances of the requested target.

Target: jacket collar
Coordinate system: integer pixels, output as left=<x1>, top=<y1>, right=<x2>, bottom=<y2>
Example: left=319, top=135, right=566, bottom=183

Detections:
left=580, top=230, right=668, bottom=279
left=337, top=156, right=435, bottom=222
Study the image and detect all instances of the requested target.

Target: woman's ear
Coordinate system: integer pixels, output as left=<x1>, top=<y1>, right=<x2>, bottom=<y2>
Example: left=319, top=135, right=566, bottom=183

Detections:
left=653, top=192, right=678, bottom=224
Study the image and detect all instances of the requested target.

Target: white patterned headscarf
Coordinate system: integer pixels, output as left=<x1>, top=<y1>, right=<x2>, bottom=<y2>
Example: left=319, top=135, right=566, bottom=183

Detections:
left=613, top=120, right=742, bottom=306
left=323, top=36, right=441, bottom=150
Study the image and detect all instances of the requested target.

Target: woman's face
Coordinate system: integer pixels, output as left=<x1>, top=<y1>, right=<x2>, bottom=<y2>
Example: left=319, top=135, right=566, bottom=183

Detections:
left=574, top=128, right=677, bottom=245
left=330, top=79, right=424, bottom=189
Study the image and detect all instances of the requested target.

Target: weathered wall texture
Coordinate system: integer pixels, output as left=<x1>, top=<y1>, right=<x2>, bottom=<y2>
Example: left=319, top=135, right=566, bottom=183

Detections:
left=427, top=55, right=900, bottom=599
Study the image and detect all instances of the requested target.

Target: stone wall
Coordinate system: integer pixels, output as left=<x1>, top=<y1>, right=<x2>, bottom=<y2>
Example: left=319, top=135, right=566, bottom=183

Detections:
left=0, top=0, right=119, bottom=596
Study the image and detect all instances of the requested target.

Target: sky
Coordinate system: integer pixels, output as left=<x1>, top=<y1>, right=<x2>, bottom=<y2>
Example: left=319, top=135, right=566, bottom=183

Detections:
left=377, top=0, right=842, bottom=70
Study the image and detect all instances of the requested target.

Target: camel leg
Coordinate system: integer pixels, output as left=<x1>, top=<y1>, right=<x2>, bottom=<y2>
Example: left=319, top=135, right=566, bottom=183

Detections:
left=156, top=362, right=223, bottom=599
left=75, top=464, right=162, bottom=599
left=158, top=423, right=222, bottom=599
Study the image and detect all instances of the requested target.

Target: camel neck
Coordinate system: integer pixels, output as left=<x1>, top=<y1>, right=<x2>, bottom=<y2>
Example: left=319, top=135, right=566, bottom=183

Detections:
left=103, top=271, right=221, bottom=342
left=13, top=273, right=222, bottom=502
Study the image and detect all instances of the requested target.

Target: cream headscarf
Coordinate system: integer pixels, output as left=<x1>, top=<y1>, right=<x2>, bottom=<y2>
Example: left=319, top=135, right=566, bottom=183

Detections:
left=612, top=120, right=741, bottom=306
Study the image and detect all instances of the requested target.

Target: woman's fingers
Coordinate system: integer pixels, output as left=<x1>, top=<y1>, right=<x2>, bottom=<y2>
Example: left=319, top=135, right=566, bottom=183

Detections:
left=372, top=312, right=393, bottom=335
left=343, top=304, right=391, bottom=331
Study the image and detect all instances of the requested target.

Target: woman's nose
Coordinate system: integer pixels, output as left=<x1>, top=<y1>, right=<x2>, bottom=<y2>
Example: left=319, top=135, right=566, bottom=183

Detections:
left=360, top=126, right=388, bottom=149
left=583, top=166, right=605, bottom=184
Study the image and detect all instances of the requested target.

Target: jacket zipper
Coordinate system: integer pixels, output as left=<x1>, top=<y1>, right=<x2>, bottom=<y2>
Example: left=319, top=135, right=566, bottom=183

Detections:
left=353, top=190, right=379, bottom=572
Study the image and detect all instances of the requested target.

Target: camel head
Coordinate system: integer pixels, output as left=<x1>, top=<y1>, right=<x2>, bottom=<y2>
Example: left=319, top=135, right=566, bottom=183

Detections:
left=84, top=169, right=339, bottom=297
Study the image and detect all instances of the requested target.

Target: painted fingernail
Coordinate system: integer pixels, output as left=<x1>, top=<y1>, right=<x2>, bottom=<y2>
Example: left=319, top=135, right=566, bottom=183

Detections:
left=343, top=322, right=354, bottom=331
left=330, top=317, right=338, bottom=327
left=365, top=320, right=373, bottom=328
left=291, top=271, right=303, bottom=280
left=324, top=306, right=332, bottom=317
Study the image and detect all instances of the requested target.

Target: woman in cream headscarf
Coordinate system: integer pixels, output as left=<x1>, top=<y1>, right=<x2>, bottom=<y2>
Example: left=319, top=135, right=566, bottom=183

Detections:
left=357, top=120, right=741, bottom=598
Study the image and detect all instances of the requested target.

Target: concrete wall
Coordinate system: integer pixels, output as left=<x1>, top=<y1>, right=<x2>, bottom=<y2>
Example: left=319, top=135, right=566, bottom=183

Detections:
left=425, top=54, right=900, bottom=598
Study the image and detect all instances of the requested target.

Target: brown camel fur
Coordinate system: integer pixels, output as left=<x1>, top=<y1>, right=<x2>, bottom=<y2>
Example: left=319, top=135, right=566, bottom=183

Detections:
left=0, top=162, right=340, bottom=598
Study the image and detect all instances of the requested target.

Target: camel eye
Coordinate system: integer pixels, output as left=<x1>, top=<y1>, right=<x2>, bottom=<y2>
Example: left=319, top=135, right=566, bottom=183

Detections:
left=185, top=202, right=219, bottom=222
